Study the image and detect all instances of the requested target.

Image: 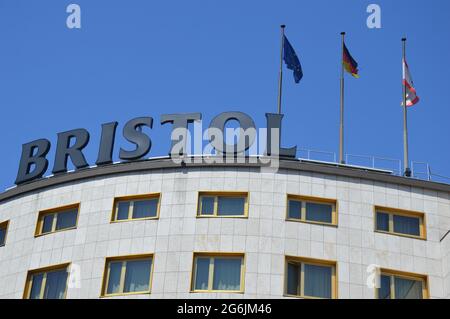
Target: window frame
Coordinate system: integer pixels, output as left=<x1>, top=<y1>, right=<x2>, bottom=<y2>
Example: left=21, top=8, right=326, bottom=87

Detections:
left=0, top=220, right=9, bottom=247
left=23, top=263, right=71, bottom=299
left=286, top=195, right=338, bottom=226
left=374, top=206, right=426, bottom=240
left=284, top=256, right=338, bottom=299
left=100, top=254, right=154, bottom=297
left=111, top=194, right=161, bottom=223
left=197, top=192, right=249, bottom=218
left=376, top=268, right=429, bottom=299
left=190, top=253, right=246, bottom=293
left=34, top=204, right=80, bottom=237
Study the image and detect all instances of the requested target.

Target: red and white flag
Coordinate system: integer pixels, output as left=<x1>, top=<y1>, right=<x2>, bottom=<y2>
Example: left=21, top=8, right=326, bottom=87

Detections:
left=402, top=59, right=420, bottom=106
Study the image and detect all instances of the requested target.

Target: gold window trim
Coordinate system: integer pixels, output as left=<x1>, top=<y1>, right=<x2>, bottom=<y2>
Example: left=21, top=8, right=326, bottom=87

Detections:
left=34, top=204, right=80, bottom=237
left=190, top=252, right=245, bottom=293
left=376, top=268, right=429, bottom=299
left=110, top=193, right=161, bottom=223
left=374, top=206, right=426, bottom=240
left=284, top=256, right=338, bottom=299
left=286, top=195, right=338, bottom=226
left=0, top=220, right=9, bottom=247
left=197, top=192, right=249, bottom=218
left=100, top=253, right=154, bottom=297
left=23, top=262, right=71, bottom=299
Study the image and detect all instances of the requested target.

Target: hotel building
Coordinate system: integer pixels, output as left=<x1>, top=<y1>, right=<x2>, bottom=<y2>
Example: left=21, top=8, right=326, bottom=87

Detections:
left=0, top=157, right=449, bottom=299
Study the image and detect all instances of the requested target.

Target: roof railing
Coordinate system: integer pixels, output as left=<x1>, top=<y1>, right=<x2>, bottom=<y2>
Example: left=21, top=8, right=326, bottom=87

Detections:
left=345, top=154, right=402, bottom=176
left=296, top=148, right=450, bottom=184
left=411, top=161, right=431, bottom=181
left=297, top=148, right=337, bottom=163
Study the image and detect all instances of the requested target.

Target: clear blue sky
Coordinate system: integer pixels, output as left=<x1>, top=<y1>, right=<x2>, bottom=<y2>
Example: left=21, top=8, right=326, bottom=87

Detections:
left=0, top=0, right=449, bottom=191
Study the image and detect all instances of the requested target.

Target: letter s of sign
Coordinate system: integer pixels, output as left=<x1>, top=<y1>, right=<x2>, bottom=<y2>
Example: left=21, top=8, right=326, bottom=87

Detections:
left=119, top=117, right=153, bottom=161
left=66, top=4, right=81, bottom=29
left=15, top=139, right=51, bottom=185
left=366, top=4, right=381, bottom=29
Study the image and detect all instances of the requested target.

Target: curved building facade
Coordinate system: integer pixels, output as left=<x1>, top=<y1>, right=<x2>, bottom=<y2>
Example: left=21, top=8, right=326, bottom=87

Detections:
left=0, top=157, right=450, bottom=299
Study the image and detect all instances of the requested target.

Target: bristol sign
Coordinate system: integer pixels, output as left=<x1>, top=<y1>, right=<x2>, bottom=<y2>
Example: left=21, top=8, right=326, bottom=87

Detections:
left=15, top=112, right=296, bottom=185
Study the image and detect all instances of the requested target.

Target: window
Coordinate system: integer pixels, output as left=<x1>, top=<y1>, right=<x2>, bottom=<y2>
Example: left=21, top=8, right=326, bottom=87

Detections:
left=285, top=257, right=337, bottom=299
left=377, top=269, right=428, bottom=299
left=197, top=192, right=248, bottom=217
left=23, top=264, right=70, bottom=299
left=0, top=221, right=9, bottom=247
left=192, top=254, right=245, bottom=292
left=374, top=206, right=426, bottom=239
left=111, top=194, right=160, bottom=222
left=35, top=204, right=79, bottom=236
left=287, top=195, right=337, bottom=226
left=101, top=255, right=153, bottom=296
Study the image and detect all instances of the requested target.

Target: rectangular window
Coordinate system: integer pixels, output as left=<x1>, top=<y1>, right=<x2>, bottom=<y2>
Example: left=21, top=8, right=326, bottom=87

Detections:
left=0, top=221, right=9, bottom=247
left=377, top=269, right=428, bottom=299
left=112, top=194, right=160, bottom=222
left=192, top=254, right=245, bottom=292
left=24, top=264, right=70, bottom=299
left=375, top=206, right=426, bottom=239
left=35, top=204, right=79, bottom=237
left=198, top=192, right=248, bottom=217
left=101, top=255, right=153, bottom=296
left=287, top=195, right=337, bottom=226
left=285, top=257, right=337, bottom=299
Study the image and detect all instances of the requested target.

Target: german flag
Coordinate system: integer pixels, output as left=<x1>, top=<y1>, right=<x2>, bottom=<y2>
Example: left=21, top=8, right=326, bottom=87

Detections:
left=343, top=42, right=359, bottom=78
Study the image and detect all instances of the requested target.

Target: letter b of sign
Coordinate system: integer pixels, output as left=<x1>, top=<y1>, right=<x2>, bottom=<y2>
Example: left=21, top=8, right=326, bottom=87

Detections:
left=366, top=4, right=381, bottom=29
left=66, top=4, right=81, bottom=29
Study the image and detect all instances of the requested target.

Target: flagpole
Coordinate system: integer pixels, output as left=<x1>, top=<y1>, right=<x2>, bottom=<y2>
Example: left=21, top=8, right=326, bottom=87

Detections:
left=402, top=38, right=411, bottom=177
left=339, top=32, right=345, bottom=164
left=277, top=25, right=286, bottom=114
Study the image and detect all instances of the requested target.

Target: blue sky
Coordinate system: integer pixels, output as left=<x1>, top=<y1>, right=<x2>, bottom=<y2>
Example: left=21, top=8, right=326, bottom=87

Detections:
left=0, top=0, right=449, bottom=191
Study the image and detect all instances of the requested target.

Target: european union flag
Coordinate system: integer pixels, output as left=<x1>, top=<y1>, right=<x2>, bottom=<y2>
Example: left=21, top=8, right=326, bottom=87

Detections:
left=283, top=35, right=303, bottom=83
